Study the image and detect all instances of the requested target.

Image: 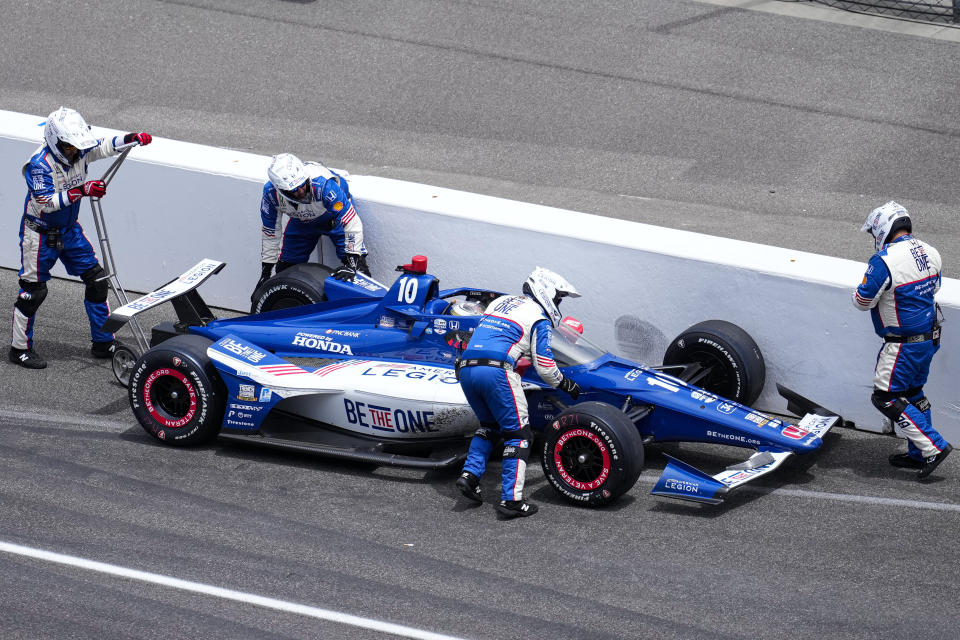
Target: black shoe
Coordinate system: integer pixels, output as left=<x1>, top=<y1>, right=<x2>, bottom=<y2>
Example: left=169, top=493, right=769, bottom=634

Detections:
left=8, top=347, right=47, bottom=369
left=918, top=444, right=952, bottom=480
left=91, top=340, right=118, bottom=359
left=456, top=472, right=483, bottom=503
left=496, top=499, right=538, bottom=519
left=889, top=452, right=923, bottom=469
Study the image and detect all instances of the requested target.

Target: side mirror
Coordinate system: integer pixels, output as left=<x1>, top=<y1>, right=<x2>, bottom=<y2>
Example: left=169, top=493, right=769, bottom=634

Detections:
left=561, top=316, right=583, bottom=334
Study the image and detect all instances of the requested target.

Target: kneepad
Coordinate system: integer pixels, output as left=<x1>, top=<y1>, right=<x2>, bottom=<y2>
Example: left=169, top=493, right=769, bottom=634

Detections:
left=502, top=425, right=534, bottom=461
left=871, top=391, right=908, bottom=422
left=14, top=279, right=47, bottom=316
left=81, top=266, right=109, bottom=303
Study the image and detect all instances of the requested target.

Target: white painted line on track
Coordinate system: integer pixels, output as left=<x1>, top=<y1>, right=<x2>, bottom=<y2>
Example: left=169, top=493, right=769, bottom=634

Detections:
left=763, top=487, right=960, bottom=511
left=0, top=541, right=469, bottom=640
left=639, top=474, right=960, bottom=511
left=0, top=407, right=128, bottom=432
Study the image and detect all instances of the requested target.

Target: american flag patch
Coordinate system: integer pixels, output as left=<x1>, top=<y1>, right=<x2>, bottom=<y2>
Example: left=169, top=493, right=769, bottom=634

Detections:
left=259, top=363, right=307, bottom=376
left=536, top=356, right=556, bottom=368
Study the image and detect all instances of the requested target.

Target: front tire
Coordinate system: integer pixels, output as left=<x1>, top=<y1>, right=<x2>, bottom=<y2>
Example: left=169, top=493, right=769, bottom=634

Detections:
left=662, top=319, right=765, bottom=405
left=541, top=401, right=644, bottom=507
left=128, top=335, right=225, bottom=446
left=250, top=263, right=332, bottom=313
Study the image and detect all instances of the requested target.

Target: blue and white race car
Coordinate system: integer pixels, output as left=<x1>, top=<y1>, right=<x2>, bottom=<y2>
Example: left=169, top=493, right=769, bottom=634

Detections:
left=105, top=257, right=855, bottom=507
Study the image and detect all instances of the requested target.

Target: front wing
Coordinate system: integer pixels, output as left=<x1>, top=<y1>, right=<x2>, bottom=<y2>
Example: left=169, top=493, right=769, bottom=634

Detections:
left=650, top=412, right=840, bottom=504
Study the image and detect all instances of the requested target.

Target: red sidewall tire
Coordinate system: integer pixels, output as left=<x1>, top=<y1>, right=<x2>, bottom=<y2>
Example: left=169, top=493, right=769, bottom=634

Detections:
left=128, top=335, right=224, bottom=446
left=540, top=402, right=644, bottom=507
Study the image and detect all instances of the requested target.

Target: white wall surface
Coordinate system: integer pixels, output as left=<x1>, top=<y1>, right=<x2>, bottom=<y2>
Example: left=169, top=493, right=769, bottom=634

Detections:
left=2, top=109, right=958, bottom=442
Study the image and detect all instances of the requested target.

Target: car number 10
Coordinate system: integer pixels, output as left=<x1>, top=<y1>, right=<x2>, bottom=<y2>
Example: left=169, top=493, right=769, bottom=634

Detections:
left=397, top=277, right=419, bottom=303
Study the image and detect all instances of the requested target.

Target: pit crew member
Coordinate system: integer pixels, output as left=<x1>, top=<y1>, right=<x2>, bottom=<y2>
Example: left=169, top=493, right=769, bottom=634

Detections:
left=255, top=153, right=369, bottom=296
left=8, top=107, right=152, bottom=369
left=455, top=267, right=583, bottom=518
left=853, top=201, right=951, bottom=479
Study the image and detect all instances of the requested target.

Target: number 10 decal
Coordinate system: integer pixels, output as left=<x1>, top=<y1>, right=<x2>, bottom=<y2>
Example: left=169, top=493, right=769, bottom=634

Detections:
left=397, top=277, right=419, bottom=303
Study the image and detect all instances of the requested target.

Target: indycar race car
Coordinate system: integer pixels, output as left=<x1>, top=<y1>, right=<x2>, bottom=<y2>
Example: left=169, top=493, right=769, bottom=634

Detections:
left=104, top=256, right=856, bottom=507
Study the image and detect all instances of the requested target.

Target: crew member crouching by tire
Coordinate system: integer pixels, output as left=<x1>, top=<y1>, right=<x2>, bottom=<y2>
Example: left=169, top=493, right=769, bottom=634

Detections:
left=254, top=153, right=370, bottom=301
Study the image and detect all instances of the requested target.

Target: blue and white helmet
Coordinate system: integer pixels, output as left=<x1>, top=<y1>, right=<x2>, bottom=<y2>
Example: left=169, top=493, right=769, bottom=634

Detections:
left=523, top=267, right=580, bottom=327
left=267, top=153, right=312, bottom=204
left=861, top=201, right=911, bottom=252
left=44, top=107, right=97, bottom=165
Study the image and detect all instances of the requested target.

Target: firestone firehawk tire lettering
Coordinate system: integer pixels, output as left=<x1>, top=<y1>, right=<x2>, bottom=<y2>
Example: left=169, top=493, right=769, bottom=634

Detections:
left=250, top=263, right=332, bottom=313
left=662, top=319, right=765, bottom=406
left=129, top=334, right=225, bottom=446
left=541, top=401, right=644, bottom=507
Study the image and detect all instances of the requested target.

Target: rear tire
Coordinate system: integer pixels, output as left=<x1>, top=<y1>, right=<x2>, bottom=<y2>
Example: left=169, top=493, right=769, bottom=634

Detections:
left=662, top=319, right=765, bottom=405
left=251, top=263, right=333, bottom=313
left=541, top=401, right=644, bottom=507
left=128, top=335, right=225, bottom=446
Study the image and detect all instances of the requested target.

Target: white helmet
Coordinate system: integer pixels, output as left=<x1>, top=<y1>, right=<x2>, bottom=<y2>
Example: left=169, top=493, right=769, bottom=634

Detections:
left=268, top=153, right=312, bottom=204
left=861, top=201, right=912, bottom=252
left=522, top=267, right=580, bottom=327
left=44, top=107, right=97, bottom=165
left=449, top=299, right=486, bottom=316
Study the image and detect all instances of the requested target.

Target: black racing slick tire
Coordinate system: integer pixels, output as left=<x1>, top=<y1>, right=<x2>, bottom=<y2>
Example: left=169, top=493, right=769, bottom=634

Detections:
left=663, top=319, right=765, bottom=406
left=541, top=402, right=644, bottom=507
left=250, top=263, right=333, bottom=314
left=128, top=335, right=225, bottom=446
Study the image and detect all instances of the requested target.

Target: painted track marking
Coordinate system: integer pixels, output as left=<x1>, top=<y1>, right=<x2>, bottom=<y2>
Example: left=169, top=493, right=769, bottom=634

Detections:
left=639, top=474, right=960, bottom=511
left=0, top=541, right=469, bottom=640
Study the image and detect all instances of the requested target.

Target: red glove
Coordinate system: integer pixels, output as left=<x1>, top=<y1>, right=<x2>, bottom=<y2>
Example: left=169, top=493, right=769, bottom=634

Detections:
left=67, top=180, right=107, bottom=202
left=123, top=132, right=152, bottom=146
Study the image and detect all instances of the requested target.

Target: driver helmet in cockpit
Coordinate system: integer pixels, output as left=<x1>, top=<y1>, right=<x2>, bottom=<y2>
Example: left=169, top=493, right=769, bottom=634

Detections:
left=449, top=299, right=487, bottom=316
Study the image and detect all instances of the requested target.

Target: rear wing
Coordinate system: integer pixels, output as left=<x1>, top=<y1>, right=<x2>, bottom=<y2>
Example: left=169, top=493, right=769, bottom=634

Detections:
left=101, top=259, right=225, bottom=334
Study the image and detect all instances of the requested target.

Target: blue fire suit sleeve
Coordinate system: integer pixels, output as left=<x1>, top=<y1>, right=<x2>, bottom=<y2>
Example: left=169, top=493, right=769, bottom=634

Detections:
left=320, top=175, right=364, bottom=255
left=530, top=319, right=563, bottom=387
left=853, top=253, right=890, bottom=311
